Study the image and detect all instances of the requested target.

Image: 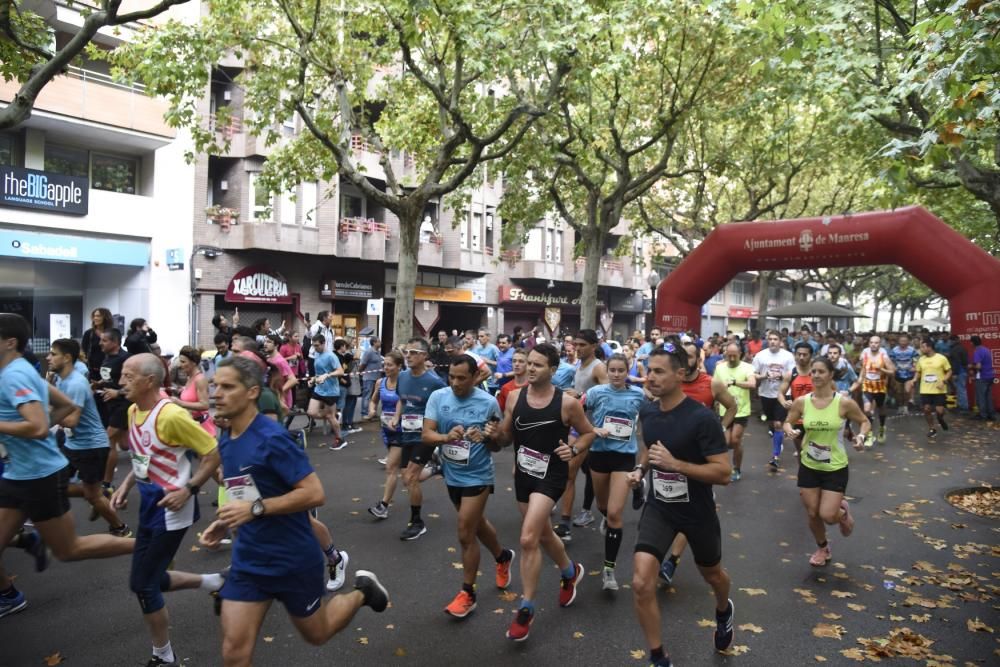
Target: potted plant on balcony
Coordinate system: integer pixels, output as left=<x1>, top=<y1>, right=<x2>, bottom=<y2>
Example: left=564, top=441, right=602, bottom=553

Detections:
left=206, top=206, right=240, bottom=232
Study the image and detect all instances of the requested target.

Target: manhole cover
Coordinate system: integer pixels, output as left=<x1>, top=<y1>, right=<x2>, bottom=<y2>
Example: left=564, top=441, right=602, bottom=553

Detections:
left=945, top=487, right=999, bottom=519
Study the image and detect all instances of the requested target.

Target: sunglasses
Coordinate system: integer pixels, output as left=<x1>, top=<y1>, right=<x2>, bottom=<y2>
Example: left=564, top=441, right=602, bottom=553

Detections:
left=403, top=348, right=427, bottom=355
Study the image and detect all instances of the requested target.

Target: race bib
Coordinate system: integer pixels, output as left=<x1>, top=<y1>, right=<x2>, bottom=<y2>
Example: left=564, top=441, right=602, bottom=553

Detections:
left=652, top=471, right=689, bottom=503
left=516, top=446, right=550, bottom=479
left=865, top=371, right=881, bottom=381
left=603, top=416, right=634, bottom=441
left=130, top=452, right=150, bottom=479
left=401, top=414, right=422, bottom=432
left=806, top=440, right=832, bottom=462
left=381, top=413, right=396, bottom=429
left=224, top=473, right=262, bottom=503
left=441, top=440, right=471, bottom=465
left=923, top=374, right=938, bottom=383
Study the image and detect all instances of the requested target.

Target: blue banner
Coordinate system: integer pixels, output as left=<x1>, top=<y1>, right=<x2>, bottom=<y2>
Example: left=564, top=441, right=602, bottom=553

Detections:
left=0, top=228, right=149, bottom=267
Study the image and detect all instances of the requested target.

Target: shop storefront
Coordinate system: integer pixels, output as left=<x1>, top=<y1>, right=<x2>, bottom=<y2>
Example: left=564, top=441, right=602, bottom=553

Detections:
left=727, top=306, right=758, bottom=335
left=383, top=269, right=490, bottom=345
left=319, top=277, right=377, bottom=341
left=212, top=265, right=295, bottom=337
left=0, top=225, right=150, bottom=351
left=499, top=284, right=610, bottom=340
left=608, top=290, right=646, bottom=342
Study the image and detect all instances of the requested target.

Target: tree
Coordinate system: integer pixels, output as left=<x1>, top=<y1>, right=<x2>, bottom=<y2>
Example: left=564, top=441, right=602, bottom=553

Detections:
left=0, top=0, right=191, bottom=130
left=500, top=0, right=754, bottom=329
left=110, top=0, right=574, bottom=344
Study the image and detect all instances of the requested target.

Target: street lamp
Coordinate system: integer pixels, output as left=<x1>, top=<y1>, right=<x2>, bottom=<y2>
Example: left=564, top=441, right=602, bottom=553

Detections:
left=647, top=269, right=660, bottom=335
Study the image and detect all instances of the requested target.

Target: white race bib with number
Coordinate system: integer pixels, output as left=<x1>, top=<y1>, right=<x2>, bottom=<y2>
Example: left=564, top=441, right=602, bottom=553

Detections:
left=401, top=414, right=422, bottom=432
left=923, top=374, right=938, bottom=384
left=441, top=440, right=471, bottom=465
left=130, top=452, right=150, bottom=479
left=865, top=371, right=881, bottom=381
left=516, top=446, right=550, bottom=479
left=806, top=441, right=832, bottom=462
left=381, top=413, right=396, bottom=429
left=603, top=416, right=634, bottom=441
left=224, top=473, right=262, bottom=503
left=652, top=471, right=689, bottom=503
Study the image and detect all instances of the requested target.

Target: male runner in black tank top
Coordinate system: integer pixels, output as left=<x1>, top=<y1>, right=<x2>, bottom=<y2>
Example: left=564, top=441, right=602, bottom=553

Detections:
left=484, top=343, right=594, bottom=643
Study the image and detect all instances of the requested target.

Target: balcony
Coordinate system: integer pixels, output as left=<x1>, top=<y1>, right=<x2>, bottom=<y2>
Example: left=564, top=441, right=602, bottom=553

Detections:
left=501, top=250, right=566, bottom=282
left=384, top=217, right=443, bottom=268
left=570, top=256, right=627, bottom=288
left=0, top=66, right=174, bottom=139
left=350, top=135, right=418, bottom=185
left=203, top=212, right=324, bottom=254
left=208, top=115, right=276, bottom=158
left=337, top=216, right=388, bottom=262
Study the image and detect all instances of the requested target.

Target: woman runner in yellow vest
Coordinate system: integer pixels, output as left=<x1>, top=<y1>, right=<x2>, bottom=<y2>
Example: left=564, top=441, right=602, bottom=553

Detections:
left=784, top=357, right=870, bottom=567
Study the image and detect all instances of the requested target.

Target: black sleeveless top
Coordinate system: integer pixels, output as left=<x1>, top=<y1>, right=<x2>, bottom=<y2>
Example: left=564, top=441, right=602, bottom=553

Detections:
left=513, top=386, right=569, bottom=480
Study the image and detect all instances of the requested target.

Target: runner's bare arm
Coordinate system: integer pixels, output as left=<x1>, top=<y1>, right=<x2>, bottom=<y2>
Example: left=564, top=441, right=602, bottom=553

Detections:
left=782, top=398, right=806, bottom=437
left=840, top=398, right=871, bottom=447
left=713, top=377, right=737, bottom=430
left=422, top=418, right=463, bottom=446
left=47, top=385, right=80, bottom=429
left=483, top=387, right=517, bottom=447
left=563, top=394, right=596, bottom=454
left=368, top=378, right=383, bottom=417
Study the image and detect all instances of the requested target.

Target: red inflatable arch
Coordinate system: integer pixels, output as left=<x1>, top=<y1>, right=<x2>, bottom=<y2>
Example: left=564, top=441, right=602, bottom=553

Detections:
left=654, top=206, right=1000, bottom=408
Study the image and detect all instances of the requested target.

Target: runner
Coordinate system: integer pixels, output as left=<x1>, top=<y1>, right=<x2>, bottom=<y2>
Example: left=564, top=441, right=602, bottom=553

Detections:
left=889, top=333, right=919, bottom=415
left=489, top=334, right=515, bottom=395
left=171, top=346, right=217, bottom=437
left=199, top=356, right=388, bottom=667
left=395, top=337, right=446, bottom=541
left=263, top=335, right=297, bottom=416
left=556, top=329, right=608, bottom=541
left=483, top=343, right=594, bottom=642
left=423, top=355, right=515, bottom=618
left=367, top=350, right=403, bottom=519
left=95, top=328, right=131, bottom=495
left=969, top=335, right=997, bottom=421
left=779, top=343, right=816, bottom=458
left=629, top=345, right=735, bottom=666
left=306, top=335, right=345, bottom=450
left=859, top=335, right=894, bottom=443
left=47, top=339, right=131, bottom=536
left=660, top=341, right=736, bottom=585
left=583, top=353, right=645, bottom=591
left=752, top=332, right=795, bottom=470
left=783, top=356, right=870, bottom=567
left=0, top=314, right=134, bottom=622
left=497, top=348, right=529, bottom=414
left=712, top=343, right=756, bottom=482
left=108, top=353, right=222, bottom=667
left=914, top=337, right=952, bottom=437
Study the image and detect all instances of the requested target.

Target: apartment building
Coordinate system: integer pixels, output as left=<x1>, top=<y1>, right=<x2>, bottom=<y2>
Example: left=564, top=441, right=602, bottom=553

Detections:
left=0, top=0, right=197, bottom=351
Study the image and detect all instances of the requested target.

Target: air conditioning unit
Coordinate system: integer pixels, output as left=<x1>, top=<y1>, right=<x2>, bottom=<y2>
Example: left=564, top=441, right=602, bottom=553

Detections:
left=223, top=90, right=232, bottom=101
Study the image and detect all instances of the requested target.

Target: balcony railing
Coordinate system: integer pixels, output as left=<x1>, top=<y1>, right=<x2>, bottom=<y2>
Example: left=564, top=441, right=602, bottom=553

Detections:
left=501, top=249, right=522, bottom=266
left=209, top=114, right=243, bottom=139
left=65, top=65, right=146, bottom=93
left=340, top=216, right=391, bottom=236
left=575, top=257, right=624, bottom=272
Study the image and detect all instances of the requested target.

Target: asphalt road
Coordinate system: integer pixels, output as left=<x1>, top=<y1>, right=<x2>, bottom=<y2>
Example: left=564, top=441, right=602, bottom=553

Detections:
left=2, top=411, right=997, bottom=666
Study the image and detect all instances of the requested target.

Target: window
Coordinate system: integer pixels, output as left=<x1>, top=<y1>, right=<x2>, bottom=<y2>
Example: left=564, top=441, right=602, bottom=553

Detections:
left=91, top=153, right=137, bottom=194
left=471, top=212, right=482, bottom=251
left=711, top=289, right=725, bottom=305
left=554, top=228, right=562, bottom=262
left=300, top=182, right=318, bottom=226
left=0, top=135, right=13, bottom=166
left=545, top=229, right=553, bottom=261
left=249, top=173, right=272, bottom=221
left=279, top=189, right=296, bottom=224
left=524, top=228, right=543, bottom=260
left=340, top=193, right=363, bottom=219
left=732, top=279, right=754, bottom=306
left=44, top=144, right=88, bottom=178
left=460, top=211, right=469, bottom=249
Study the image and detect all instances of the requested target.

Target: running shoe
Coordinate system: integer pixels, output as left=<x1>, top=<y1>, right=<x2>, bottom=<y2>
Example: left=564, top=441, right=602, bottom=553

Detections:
left=864, top=433, right=875, bottom=449
left=730, top=469, right=741, bottom=482
left=444, top=590, right=477, bottom=618
left=601, top=567, right=619, bottom=591
left=572, top=509, right=594, bottom=527
left=327, top=550, right=349, bottom=592
left=558, top=562, right=584, bottom=607
left=424, top=462, right=443, bottom=479
left=659, top=557, right=677, bottom=584
left=506, top=606, right=534, bottom=641
left=400, top=521, right=427, bottom=541
left=768, top=458, right=780, bottom=471
left=23, top=531, right=49, bottom=573
left=377, top=457, right=388, bottom=466
left=714, top=599, right=735, bottom=652
left=809, top=544, right=832, bottom=567
left=553, top=523, right=572, bottom=543
left=328, top=439, right=348, bottom=451
left=632, top=477, right=647, bottom=510
left=144, top=657, right=178, bottom=667
left=109, top=523, right=133, bottom=538
left=651, top=657, right=673, bottom=667
left=838, top=500, right=854, bottom=537
left=495, top=549, right=515, bottom=589
left=0, top=590, right=27, bottom=619
left=354, top=570, right=389, bottom=612
left=346, top=427, right=363, bottom=435
left=368, top=501, right=389, bottom=520
left=877, top=426, right=886, bottom=443
left=927, top=428, right=937, bottom=438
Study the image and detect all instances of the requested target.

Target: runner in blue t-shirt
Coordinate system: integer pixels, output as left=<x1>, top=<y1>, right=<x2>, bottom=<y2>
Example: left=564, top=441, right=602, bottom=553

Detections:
left=395, top=337, right=447, bottom=541
left=0, top=314, right=133, bottom=622
left=307, top=336, right=345, bottom=449
left=200, top=355, right=388, bottom=664
left=423, top=355, right=515, bottom=619
left=890, top=334, right=920, bottom=413
left=584, top=353, right=647, bottom=592
left=49, top=338, right=130, bottom=536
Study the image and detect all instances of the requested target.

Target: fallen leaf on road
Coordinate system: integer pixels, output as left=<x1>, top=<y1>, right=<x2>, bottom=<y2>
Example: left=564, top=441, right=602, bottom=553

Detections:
left=498, top=591, right=518, bottom=602
left=386, top=624, right=395, bottom=630
left=730, top=532, right=741, bottom=539
left=823, top=613, right=843, bottom=620
left=738, top=623, right=763, bottom=634
left=43, top=654, right=63, bottom=666
left=719, top=645, right=750, bottom=656
left=831, top=590, right=855, bottom=599
left=263, top=637, right=273, bottom=643
left=573, top=631, right=584, bottom=639
left=911, top=613, right=931, bottom=623
left=394, top=648, right=407, bottom=657
left=890, top=615, right=904, bottom=621
left=814, top=657, right=827, bottom=662
left=428, top=513, right=440, bottom=519
left=630, top=649, right=646, bottom=660
left=357, top=637, right=369, bottom=646
left=967, top=618, right=993, bottom=633
left=847, top=603, right=866, bottom=612
left=904, top=595, right=937, bottom=608
left=812, top=623, right=846, bottom=639
left=697, top=618, right=715, bottom=628
left=190, top=545, right=201, bottom=552
left=493, top=608, right=505, bottom=614
left=447, top=547, right=456, bottom=553
left=738, top=587, right=767, bottom=596
left=588, top=570, right=601, bottom=576
left=351, top=497, right=360, bottom=502
left=840, top=648, right=866, bottom=661
left=451, top=562, right=464, bottom=569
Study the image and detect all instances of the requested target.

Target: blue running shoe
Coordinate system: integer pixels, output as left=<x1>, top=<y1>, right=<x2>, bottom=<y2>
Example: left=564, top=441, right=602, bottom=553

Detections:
left=24, top=532, right=49, bottom=573
left=0, top=590, right=27, bottom=619
left=659, top=557, right=677, bottom=584
left=714, top=599, right=735, bottom=651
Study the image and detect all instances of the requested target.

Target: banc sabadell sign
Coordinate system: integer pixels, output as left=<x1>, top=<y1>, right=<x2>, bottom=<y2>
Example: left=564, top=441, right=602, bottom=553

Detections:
left=1, top=165, right=89, bottom=216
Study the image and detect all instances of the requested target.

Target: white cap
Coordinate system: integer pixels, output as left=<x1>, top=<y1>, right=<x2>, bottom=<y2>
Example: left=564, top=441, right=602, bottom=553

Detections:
left=680, top=334, right=692, bottom=343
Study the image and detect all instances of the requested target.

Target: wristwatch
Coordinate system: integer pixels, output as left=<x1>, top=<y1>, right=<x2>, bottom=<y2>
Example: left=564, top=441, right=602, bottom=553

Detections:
left=185, top=483, right=200, bottom=496
left=251, top=498, right=266, bottom=518
left=570, top=444, right=579, bottom=457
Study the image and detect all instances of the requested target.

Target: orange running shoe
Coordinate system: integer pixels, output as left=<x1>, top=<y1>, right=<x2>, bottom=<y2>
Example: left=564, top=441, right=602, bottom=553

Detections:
left=495, top=549, right=515, bottom=589
left=444, top=590, right=477, bottom=618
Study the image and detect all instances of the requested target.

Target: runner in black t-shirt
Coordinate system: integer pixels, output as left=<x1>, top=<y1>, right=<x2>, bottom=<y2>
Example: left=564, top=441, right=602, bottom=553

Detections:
left=484, top=343, right=594, bottom=643
left=94, top=329, right=130, bottom=490
left=628, top=345, right=735, bottom=666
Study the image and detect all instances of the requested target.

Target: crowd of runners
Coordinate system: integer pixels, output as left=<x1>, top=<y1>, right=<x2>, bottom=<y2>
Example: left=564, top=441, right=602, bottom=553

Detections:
left=0, top=308, right=995, bottom=666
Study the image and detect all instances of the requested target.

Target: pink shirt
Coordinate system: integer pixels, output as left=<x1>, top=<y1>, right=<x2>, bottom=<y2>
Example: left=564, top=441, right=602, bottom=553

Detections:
left=269, top=353, right=295, bottom=408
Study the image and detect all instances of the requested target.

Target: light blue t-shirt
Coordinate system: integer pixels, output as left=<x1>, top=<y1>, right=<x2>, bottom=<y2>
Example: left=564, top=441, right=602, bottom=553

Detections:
left=55, top=370, right=108, bottom=450
left=553, top=360, right=577, bottom=390
left=0, top=358, right=68, bottom=480
left=74, top=359, right=89, bottom=378
left=397, top=369, right=447, bottom=445
left=584, top=383, right=645, bottom=454
left=313, top=351, right=341, bottom=398
left=472, top=342, right=500, bottom=363
left=425, top=387, right=501, bottom=487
